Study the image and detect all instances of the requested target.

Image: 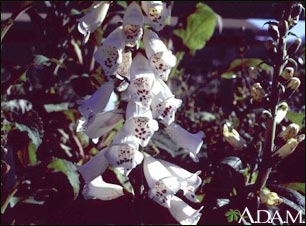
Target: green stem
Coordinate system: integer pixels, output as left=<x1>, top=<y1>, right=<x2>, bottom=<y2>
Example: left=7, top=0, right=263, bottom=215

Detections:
left=169, top=51, right=185, bottom=79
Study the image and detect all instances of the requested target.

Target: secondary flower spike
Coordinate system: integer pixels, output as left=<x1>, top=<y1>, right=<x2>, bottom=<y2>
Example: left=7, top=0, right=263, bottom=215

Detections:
left=78, top=2, right=110, bottom=44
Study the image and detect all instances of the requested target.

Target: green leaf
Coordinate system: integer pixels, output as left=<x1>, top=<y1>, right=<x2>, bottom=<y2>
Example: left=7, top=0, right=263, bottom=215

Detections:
left=44, top=103, right=69, bottom=112
left=47, top=158, right=80, bottom=199
left=286, top=110, right=305, bottom=128
left=227, top=214, right=233, bottom=222
left=229, top=58, right=271, bottom=71
left=174, top=3, right=217, bottom=55
left=28, top=141, right=37, bottom=165
left=112, top=167, right=134, bottom=196
left=15, top=123, right=42, bottom=149
left=282, top=183, right=305, bottom=194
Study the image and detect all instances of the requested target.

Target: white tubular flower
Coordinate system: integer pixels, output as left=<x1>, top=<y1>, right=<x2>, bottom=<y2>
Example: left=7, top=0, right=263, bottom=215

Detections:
left=77, top=148, right=109, bottom=184
left=122, top=2, right=144, bottom=47
left=223, top=123, right=247, bottom=150
left=272, top=134, right=305, bottom=159
left=78, top=1, right=110, bottom=44
left=165, top=123, right=204, bottom=162
left=117, top=115, right=159, bottom=147
left=77, top=110, right=123, bottom=141
left=94, top=26, right=125, bottom=77
left=105, top=131, right=143, bottom=176
left=143, top=29, right=176, bottom=81
left=159, top=159, right=202, bottom=203
left=259, top=189, right=283, bottom=206
left=83, top=175, right=124, bottom=201
left=115, top=51, right=133, bottom=92
left=281, top=67, right=294, bottom=80
left=275, top=102, right=289, bottom=124
left=169, top=196, right=204, bottom=225
left=278, top=123, right=300, bottom=141
left=77, top=80, right=115, bottom=123
left=151, top=79, right=182, bottom=125
left=128, top=53, right=155, bottom=108
left=141, top=1, right=169, bottom=31
left=143, top=154, right=180, bottom=208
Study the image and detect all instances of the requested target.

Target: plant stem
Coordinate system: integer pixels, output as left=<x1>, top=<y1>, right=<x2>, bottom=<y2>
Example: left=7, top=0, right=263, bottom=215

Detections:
left=169, top=51, right=185, bottom=79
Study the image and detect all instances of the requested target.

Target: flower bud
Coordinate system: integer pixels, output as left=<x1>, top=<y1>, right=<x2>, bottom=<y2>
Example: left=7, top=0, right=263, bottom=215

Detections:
left=259, top=189, right=283, bottom=206
left=287, top=38, right=302, bottom=55
left=278, top=123, right=300, bottom=141
left=251, top=83, right=265, bottom=102
left=287, top=77, right=301, bottom=90
left=268, top=24, right=280, bottom=41
left=281, top=67, right=294, bottom=80
left=275, top=102, right=288, bottom=124
left=273, top=134, right=305, bottom=159
left=223, top=123, right=246, bottom=150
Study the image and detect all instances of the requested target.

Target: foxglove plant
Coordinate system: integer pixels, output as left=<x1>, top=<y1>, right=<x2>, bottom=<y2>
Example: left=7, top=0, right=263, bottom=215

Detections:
left=75, top=1, right=204, bottom=224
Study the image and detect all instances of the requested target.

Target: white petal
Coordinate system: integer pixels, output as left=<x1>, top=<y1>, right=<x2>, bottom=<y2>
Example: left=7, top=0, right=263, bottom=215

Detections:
left=152, top=96, right=182, bottom=126
left=165, top=123, right=204, bottom=162
left=83, top=175, right=124, bottom=200
left=169, top=196, right=203, bottom=225
left=159, top=159, right=202, bottom=202
left=82, top=110, right=123, bottom=139
left=126, top=101, right=152, bottom=120
left=77, top=80, right=115, bottom=120
left=223, top=123, right=246, bottom=150
left=128, top=76, right=154, bottom=108
left=77, top=148, right=109, bottom=183
left=123, top=2, right=144, bottom=47
left=130, top=53, right=155, bottom=80
left=77, top=2, right=110, bottom=43
left=122, top=116, right=159, bottom=147
left=94, top=27, right=125, bottom=76
left=143, top=29, right=168, bottom=58
left=123, top=2, right=144, bottom=27
left=141, top=1, right=169, bottom=31
left=150, top=51, right=177, bottom=81
left=148, top=177, right=181, bottom=208
left=143, top=153, right=173, bottom=188
left=105, top=143, right=143, bottom=176
left=151, top=78, right=174, bottom=99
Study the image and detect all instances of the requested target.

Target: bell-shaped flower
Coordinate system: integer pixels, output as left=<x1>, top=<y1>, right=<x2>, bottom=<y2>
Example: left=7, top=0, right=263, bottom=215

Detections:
left=275, top=102, right=289, bottom=124
left=94, top=26, right=125, bottom=77
left=78, top=2, right=110, bottom=44
left=105, top=131, right=143, bottom=176
left=151, top=79, right=182, bottom=125
left=143, top=29, right=176, bottom=81
left=77, top=80, right=115, bottom=124
left=272, top=134, right=305, bottom=159
left=122, top=2, right=144, bottom=47
left=141, top=1, right=169, bottom=31
left=281, top=67, right=294, bottom=80
left=83, top=175, right=124, bottom=201
left=128, top=53, right=155, bottom=108
left=223, top=123, right=247, bottom=150
left=278, top=123, right=300, bottom=141
left=77, top=110, right=124, bottom=141
left=77, top=148, right=109, bottom=183
left=251, top=83, right=265, bottom=102
left=169, top=196, right=204, bottom=225
left=159, top=159, right=202, bottom=203
left=143, top=154, right=181, bottom=208
left=259, top=188, right=283, bottom=206
left=165, top=123, right=204, bottom=162
left=116, top=114, right=159, bottom=147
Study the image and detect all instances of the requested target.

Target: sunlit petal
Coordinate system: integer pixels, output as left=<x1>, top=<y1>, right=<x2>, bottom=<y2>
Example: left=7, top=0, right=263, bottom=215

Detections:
left=77, top=148, right=109, bottom=183
left=83, top=175, right=124, bottom=200
left=94, top=26, right=125, bottom=77
left=123, top=2, right=144, bottom=47
left=169, top=196, right=204, bottom=225
left=78, top=2, right=110, bottom=43
left=165, top=123, right=204, bottom=162
left=223, top=122, right=247, bottom=150
left=141, top=1, right=169, bottom=31
left=77, top=81, right=115, bottom=121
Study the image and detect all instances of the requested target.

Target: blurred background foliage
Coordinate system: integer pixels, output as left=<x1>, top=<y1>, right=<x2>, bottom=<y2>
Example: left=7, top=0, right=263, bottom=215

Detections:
left=1, top=1, right=305, bottom=224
